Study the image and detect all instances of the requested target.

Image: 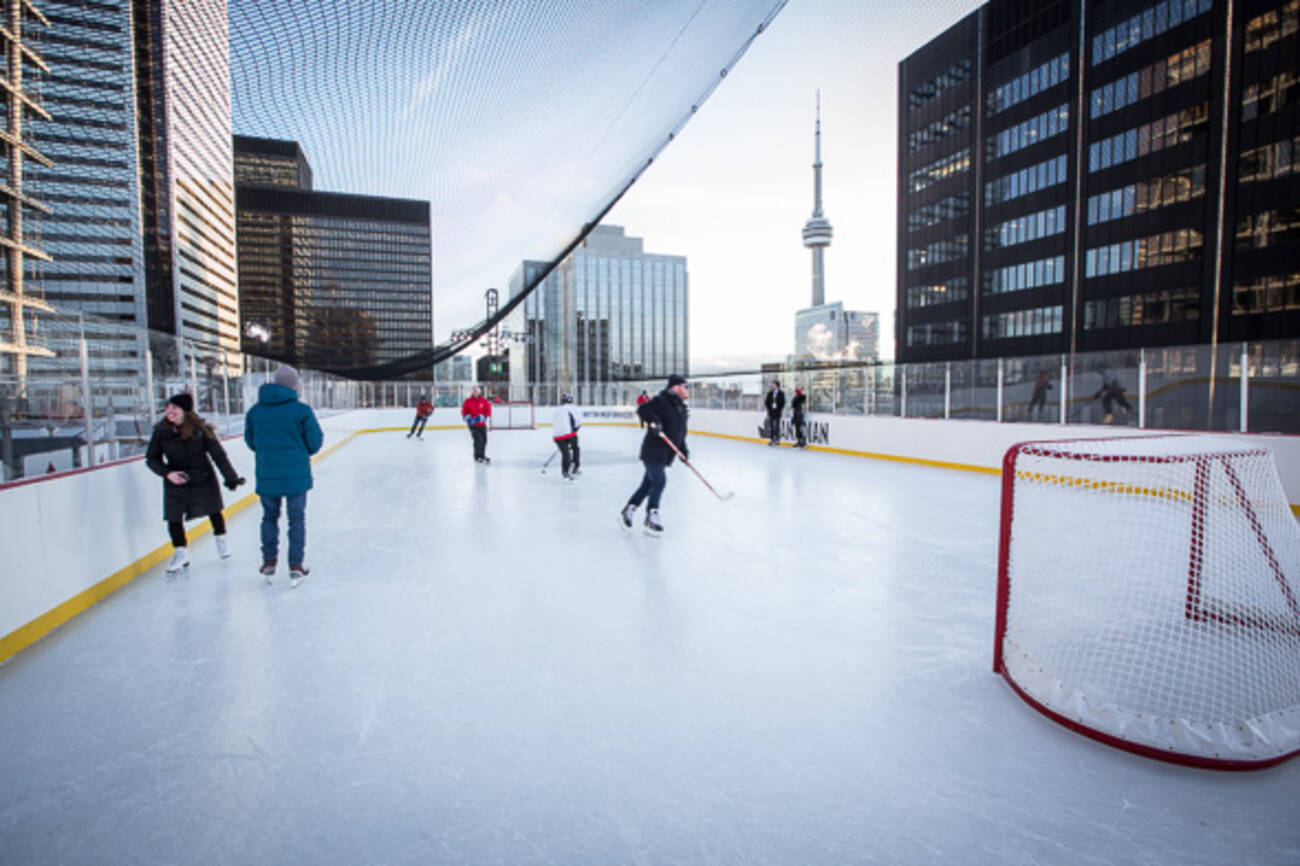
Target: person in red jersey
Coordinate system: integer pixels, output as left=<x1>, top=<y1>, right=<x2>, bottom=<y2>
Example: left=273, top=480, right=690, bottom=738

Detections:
left=461, top=386, right=493, bottom=464
left=407, top=395, right=434, bottom=439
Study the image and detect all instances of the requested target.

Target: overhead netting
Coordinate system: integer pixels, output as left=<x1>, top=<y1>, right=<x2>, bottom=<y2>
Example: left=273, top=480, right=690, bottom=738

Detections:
left=994, top=435, right=1300, bottom=769
left=228, top=0, right=787, bottom=379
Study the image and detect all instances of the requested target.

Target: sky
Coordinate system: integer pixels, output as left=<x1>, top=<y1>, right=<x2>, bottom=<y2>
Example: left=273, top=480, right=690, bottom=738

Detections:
left=602, top=0, right=983, bottom=371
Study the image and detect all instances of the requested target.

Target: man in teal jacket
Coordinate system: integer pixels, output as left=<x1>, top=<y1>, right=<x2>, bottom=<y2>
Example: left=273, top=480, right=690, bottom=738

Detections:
left=245, top=365, right=323, bottom=587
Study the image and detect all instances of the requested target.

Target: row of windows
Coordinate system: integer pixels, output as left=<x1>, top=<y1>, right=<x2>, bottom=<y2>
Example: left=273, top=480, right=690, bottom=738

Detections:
left=908, top=234, right=969, bottom=270
left=988, top=103, right=1068, bottom=160
left=1085, top=228, right=1203, bottom=277
left=986, top=154, right=1067, bottom=205
left=1083, top=286, right=1200, bottom=328
left=1236, top=207, right=1300, bottom=249
left=1234, top=271, right=1300, bottom=314
left=984, top=254, right=1066, bottom=294
left=908, top=58, right=972, bottom=110
left=908, top=106, right=971, bottom=152
left=906, top=320, right=967, bottom=347
left=1239, top=134, right=1298, bottom=183
left=987, top=204, right=1066, bottom=250
left=1090, top=38, right=1210, bottom=119
left=905, top=278, right=969, bottom=309
left=907, top=192, right=970, bottom=231
left=908, top=148, right=970, bottom=193
left=1243, top=72, right=1297, bottom=122
left=1086, top=164, right=1206, bottom=225
left=1092, top=0, right=1212, bottom=66
left=987, top=54, right=1069, bottom=116
left=982, top=305, right=1063, bottom=339
left=1088, top=103, right=1207, bottom=172
left=1244, top=0, right=1298, bottom=54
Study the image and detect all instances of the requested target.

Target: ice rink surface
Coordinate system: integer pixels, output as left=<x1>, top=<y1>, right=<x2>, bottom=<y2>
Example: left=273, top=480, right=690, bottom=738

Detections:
left=1, top=423, right=1297, bottom=865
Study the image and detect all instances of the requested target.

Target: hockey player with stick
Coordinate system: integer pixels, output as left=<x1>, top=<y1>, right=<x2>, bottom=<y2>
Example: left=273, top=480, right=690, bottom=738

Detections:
left=461, top=387, right=492, bottom=463
left=620, top=374, right=689, bottom=535
left=552, top=394, right=582, bottom=480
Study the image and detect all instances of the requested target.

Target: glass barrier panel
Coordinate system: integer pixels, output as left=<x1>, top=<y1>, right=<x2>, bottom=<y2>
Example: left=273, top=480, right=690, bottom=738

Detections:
left=1144, top=343, right=1214, bottom=431
left=1247, top=339, right=1300, bottom=434
left=1068, top=348, right=1140, bottom=426
left=1001, top=353, right=1060, bottom=423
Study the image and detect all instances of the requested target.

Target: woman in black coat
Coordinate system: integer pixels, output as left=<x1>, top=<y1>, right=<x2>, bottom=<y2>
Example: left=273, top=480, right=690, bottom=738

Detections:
left=145, top=393, right=244, bottom=573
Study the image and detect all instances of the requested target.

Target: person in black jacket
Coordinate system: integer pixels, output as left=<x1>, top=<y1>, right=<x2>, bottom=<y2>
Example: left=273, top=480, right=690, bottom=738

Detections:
left=791, top=387, right=808, bottom=448
left=145, top=393, right=245, bottom=573
left=620, top=374, right=689, bottom=535
left=763, top=380, right=785, bottom=446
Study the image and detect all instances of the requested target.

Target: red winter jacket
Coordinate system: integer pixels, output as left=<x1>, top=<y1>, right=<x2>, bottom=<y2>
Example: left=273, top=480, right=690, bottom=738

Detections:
left=415, top=399, right=434, bottom=418
left=461, top=395, right=492, bottom=427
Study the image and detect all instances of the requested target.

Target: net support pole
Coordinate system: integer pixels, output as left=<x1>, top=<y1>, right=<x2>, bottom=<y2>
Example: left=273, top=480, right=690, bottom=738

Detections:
left=1138, top=347, right=1147, bottom=429
left=221, top=349, right=232, bottom=435
left=79, top=316, right=93, bottom=466
left=1058, top=355, right=1067, bottom=425
left=1240, top=341, right=1249, bottom=433
left=144, top=343, right=154, bottom=426
left=996, top=357, right=1004, bottom=423
left=944, top=363, right=951, bottom=420
left=900, top=365, right=908, bottom=418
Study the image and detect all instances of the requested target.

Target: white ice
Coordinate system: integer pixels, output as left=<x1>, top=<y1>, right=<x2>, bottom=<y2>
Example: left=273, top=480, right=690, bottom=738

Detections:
left=0, top=424, right=1296, bottom=865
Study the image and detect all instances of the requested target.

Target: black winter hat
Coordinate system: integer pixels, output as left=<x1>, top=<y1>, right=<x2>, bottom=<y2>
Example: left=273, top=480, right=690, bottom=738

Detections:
left=666, top=374, right=687, bottom=387
left=167, top=393, right=194, bottom=413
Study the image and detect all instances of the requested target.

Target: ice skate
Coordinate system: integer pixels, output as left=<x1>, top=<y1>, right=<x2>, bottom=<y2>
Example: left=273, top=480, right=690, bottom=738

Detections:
left=260, top=559, right=276, bottom=584
left=619, top=503, right=636, bottom=530
left=643, top=509, right=663, bottom=536
left=215, top=535, right=231, bottom=559
left=290, top=564, right=310, bottom=588
left=165, top=548, right=190, bottom=573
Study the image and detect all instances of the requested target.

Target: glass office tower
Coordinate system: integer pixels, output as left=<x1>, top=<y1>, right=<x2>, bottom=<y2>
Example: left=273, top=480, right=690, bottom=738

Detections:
left=897, top=0, right=1299, bottom=364
left=508, top=224, right=688, bottom=389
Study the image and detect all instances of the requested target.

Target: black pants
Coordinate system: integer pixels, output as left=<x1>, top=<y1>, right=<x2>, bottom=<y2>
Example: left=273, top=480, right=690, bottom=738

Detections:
left=555, top=436, right=579, bottom=475
left=470, top=425, right=488, bottom=460
left=409, top=414, right=429, bottom=436
left=169, top=512, right=225, bottom=549
left=793, top=414, right=806, bottom=446
left=767, top=412, right=782, bottom=444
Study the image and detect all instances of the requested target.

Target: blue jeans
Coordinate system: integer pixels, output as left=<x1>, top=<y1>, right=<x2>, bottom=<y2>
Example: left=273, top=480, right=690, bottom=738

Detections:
left=261, top=493, right=307, bottom=566
left=628, top=461, right=667, bottom=510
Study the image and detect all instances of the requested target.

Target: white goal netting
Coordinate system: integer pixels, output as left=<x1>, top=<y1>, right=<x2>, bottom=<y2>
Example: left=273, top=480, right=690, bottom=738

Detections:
left=995, top=435, right=1300, bottom=768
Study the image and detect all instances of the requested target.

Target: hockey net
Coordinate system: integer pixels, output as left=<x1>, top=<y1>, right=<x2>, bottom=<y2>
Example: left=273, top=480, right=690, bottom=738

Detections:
left=994, top=435, right=1300, bottom=769
left=489, top=401, right=535, bottom=431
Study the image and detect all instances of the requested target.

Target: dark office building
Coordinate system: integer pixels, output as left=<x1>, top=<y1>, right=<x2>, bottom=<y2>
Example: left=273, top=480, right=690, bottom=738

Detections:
left=897, top=0, right=1299, bottom=364
left=234, top=138, right=432, bottom=370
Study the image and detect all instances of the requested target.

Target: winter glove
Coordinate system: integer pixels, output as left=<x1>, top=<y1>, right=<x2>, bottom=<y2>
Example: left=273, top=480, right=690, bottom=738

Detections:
left=648, top=421, right=662, bottom=436
left=225, top=476, right=245, bottom=491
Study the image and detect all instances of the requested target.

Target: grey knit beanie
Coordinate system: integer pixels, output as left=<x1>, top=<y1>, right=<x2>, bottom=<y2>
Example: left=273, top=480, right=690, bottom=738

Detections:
left=272, top=365, right=300, bottom=391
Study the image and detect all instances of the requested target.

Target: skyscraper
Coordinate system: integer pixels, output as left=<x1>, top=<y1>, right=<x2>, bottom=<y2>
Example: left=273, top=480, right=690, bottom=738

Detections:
left=897, top=0, right=1299, bottom=364
left=509, top=225, right=688, bottom=391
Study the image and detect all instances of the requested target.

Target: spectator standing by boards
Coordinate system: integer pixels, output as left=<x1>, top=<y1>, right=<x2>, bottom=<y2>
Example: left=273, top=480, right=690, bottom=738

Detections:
left=763, top=380, right=785, bottom=446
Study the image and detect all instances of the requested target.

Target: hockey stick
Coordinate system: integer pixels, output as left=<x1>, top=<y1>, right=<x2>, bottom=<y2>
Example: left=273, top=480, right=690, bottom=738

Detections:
left=657, top=431, right=734, bottom=502
left=540, top=450, right=558, bottom=474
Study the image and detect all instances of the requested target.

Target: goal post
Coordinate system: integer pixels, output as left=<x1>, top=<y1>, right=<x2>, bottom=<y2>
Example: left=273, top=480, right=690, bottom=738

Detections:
left=994, top=434, right=1300, bottom=769
left=489, top=401, right=535, bottom=430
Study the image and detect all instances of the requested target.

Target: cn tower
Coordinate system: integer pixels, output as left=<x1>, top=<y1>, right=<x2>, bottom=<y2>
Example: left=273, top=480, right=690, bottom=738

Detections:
left=801, top=91, right=833, bottom=307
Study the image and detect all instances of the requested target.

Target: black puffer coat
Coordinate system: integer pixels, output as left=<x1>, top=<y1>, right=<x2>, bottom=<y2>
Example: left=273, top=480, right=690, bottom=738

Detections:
left=636, top=389, right=689, bottom=466
left=145, top=420, right=241, bottom=522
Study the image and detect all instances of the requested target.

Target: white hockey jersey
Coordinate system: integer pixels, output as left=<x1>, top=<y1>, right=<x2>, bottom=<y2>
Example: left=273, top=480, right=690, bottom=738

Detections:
left=552, top=405, right=582, bottom=440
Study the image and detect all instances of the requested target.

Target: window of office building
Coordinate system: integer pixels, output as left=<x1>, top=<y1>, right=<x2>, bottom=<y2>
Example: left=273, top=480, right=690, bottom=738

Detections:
left=1086, top=164, right=1205, bottom=224
left=1244, top=0, right=1299, bottom=53
left=1238, top=135, right=1298, bottom=183
left=983, top=254, right=1066, bottom=294
left=987, top=104, right=1069, bottom=160
left=1088, top=103, right=1208, bottom=172
left=908, top=148, right=971, bottom=193
left=907, top=234, right=969, bottom=270
left=1085, top=228, right=1203, bottom=277
left=906, top=319, right=967, bottom=346
left=985, top=154, right=1067, bottom=206
left=1090, top=38, right=1211, bottom=119
left=986, top=204, right=1067, bottom=249
left=1242, top=72, right=1298, bottom=121
left=906, top=279, right=969, bottom=309
left=908, top=58, right=972, bottom=110
left=1236, top=207, right=1300, bottom=249
left=987, top=54, right=1070, bottom=116
left=1092, top=0, right=1213, bottom=66
left=1084, top=286, right=1200, bottom=328
left=907, top=192, right=970, bottom=231
left=981, top=305, right=1062, bottom=339
left=1234, top=272, right=1300, bottom=314
left=909, top=106, right=971, bottom=152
